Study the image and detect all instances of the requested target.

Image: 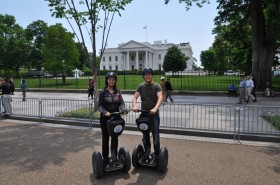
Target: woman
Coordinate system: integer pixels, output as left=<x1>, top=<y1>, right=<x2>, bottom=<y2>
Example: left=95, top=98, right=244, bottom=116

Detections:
left=98, top=72, right=128, bottom=167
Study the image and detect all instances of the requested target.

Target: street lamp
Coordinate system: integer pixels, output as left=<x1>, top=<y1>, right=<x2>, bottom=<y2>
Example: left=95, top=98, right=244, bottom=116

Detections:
left=122, top=52, right=127, bottom=90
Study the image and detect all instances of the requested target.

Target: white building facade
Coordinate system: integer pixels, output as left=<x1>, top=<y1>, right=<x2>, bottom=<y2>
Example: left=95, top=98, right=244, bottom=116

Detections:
left=100, top=40, right=194, bottom=72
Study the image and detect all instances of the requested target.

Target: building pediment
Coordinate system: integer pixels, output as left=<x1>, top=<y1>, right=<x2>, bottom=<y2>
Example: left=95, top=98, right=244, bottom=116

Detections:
left=118, top=40, right=154, bottom=50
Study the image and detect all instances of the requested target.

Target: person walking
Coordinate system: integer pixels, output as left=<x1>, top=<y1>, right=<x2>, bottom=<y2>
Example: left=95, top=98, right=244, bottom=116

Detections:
left=165, top=77, right=174, bottom=103
left=132, top=67, right=163, bottom=162
left=98, top=72, right=128, bottom=168
left=0, top=78, right=13, bottom=115
left=87, top=79, right=94, bottom=99
left=8, top=77, right=15, bottom=95
left=237, top=76, right=246, bottom=104
left=250, top=73, right=257, bottom=101
left=160, top=77, right=166, bottom=102
left=20, top=79, right=28, bottom=101
left=245, top=75, right=256, bottom=103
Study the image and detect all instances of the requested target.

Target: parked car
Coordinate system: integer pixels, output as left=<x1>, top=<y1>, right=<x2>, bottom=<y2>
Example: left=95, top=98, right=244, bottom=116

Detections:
left=224, top=70, right=238, bottom=76
left=273, top=70, right=280, bottom=77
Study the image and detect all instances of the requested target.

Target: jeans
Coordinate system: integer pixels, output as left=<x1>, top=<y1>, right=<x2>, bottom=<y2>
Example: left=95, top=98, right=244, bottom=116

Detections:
left=142, top=112, right=160, bottom=155
left=100, top=117, right=118, bottom=162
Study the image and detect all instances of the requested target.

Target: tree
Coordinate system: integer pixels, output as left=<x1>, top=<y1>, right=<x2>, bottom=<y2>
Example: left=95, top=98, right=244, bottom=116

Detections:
left=163, top=45, right=188, bottom=73
left=45, top=0, right=133, bottom=103
left=0, top=14, right=31, bottom=76
left=42, top=24, right=79, bottom=84
left=25, top=20, right=48, bottom=71
left=200, top=48, right=218, bottom=73
left=166, top=0, right=280, bottom=89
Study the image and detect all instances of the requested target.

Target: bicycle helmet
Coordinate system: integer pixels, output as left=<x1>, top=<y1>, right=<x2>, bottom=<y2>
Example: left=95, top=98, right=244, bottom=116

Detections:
left=105, top=72, right=117, bottom=85
left=142, top=67, right=153, bottom=76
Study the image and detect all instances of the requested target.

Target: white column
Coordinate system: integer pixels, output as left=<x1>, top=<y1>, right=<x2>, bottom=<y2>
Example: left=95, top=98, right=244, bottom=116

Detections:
left=123, top=53, right=126, bottom=71
left=145, top=51, right=149, bottom=67
left=136, top=51, right=139, bottom=69
left=127, top=52, right=130, bottom=70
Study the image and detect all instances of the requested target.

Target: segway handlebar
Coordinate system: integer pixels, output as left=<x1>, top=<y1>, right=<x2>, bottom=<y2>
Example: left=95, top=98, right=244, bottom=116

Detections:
left=136, top=109, right=150, bottom=114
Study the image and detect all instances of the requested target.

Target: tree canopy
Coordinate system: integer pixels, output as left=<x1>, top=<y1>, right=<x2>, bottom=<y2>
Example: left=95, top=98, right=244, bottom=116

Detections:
left=163, top=45, right=188, bottom=72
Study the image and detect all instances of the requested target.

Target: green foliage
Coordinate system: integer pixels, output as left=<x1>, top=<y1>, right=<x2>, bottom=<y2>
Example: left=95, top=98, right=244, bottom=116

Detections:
left=261, top=113, right=280, bottom=131
left=56, top=107, right=100, bottom=119
left=163, top=45, right=187, bottom=72
left=42, top=24, right=79, bottom=76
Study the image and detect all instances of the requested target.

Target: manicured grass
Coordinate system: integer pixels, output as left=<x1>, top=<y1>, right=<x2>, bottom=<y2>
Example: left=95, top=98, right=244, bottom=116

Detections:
left=12, top=75, right=280, bottom=91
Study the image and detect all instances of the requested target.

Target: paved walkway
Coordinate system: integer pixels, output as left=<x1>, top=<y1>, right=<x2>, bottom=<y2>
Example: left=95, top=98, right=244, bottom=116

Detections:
left=0, top=119, right=280, bottom=185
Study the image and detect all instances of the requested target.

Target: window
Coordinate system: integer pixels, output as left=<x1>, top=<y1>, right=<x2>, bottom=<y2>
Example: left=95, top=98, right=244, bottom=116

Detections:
left=103, top=66, right=106, bottom=70
left=131, top=56, right=134, bottom=61
left=158, top=54, right=161, bottom=60
left=109, top=66, right=112, bottom=70
left=131, top=65, right=134, bottom=70
left=159, top=64, right=162, bottom=71
left=115, top=56, right=118, bottom=61
left=116, top=65, right=118, bottom=71
left=109, top=56, right=112, bottom=62
left=103, top=57, right=105, bottom=62
left=139, top=55, right=142, bottom=60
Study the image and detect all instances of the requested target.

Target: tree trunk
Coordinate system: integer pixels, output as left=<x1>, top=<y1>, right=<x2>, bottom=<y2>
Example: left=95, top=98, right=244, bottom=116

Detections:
left=250, top=0, right=277, bottom=90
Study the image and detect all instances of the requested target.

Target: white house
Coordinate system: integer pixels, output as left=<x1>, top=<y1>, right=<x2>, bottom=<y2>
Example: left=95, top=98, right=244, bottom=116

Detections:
left=100, top=40, right=194, bottom=72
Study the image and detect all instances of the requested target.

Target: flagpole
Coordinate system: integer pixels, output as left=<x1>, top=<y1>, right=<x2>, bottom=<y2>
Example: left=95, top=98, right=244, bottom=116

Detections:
left=143, top=25, right=147, bottom=42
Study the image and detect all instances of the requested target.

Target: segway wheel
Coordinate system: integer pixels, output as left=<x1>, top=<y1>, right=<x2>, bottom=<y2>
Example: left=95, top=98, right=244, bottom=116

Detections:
left=118, top=147, right=131, bottom=172
left=158, top=147, right=168, bottom=173
left=132, top=144, right=144, bottom=169
left=92, top=151, right=103, bottom=179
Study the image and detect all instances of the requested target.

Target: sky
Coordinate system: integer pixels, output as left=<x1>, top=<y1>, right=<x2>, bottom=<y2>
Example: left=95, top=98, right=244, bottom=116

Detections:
left=0, top=0, right=218, bottom=67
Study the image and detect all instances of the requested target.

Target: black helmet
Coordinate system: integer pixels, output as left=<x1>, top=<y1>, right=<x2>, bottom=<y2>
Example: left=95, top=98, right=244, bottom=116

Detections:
left=142, top=67, right=153, bottom=76
left=105, top=72, right=117, bottom=85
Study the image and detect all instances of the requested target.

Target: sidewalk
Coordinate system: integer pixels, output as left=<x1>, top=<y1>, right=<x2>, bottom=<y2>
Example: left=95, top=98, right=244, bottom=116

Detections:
left=0, top=119, right=279, bottom=185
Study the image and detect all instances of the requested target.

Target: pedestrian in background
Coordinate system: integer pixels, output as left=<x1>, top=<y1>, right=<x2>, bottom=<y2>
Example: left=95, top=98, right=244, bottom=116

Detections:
left=160, top=77, right=166, bottom=102
left=8, top=77, right=15, bottom=95
left=237, top=76, right=246, bottom=104
left=250, top=73, right=257, bottom=101
left=88, top=79, right=94, bottom=99
left=0, top=78, right=13, bottom=115
left=165, top=77, right=174, bottom=103
left=245, top=75, right=256, bottom=103
left=20, top=79, right=28, bottom=101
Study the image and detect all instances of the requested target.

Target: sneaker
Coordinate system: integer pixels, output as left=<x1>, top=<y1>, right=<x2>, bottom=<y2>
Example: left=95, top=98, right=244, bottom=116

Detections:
left=237, top=102, right=242, bottom=104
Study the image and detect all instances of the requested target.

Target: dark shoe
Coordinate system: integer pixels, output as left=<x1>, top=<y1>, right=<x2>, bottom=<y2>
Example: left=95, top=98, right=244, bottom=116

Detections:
left=103, top=158, right=109, bottom=168
left=244, top=100, right=249, bottom=104
left=252, top=100, right=256, bottom=103
left=237, top=102, right=242, bottom=104
left=153, top=154, right=159, bottom=163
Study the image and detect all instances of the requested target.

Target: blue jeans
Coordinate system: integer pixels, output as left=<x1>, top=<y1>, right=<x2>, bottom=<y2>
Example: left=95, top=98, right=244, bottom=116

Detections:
left=142, top=112, right=160, bottom=155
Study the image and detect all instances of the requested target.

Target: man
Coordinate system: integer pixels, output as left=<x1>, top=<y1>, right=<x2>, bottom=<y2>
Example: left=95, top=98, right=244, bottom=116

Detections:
left=228, top=83, right=237, bottom=97
left=0, top=78, right=13, bottom=115
left=165, top=78, right=174, bottom=103
left=245, top=75, right=256, bottom=103
left=132, top=67, right=163, bottom=162
left=237, top=76, right=246, bottom=104
left=250, top=73, right=257, bottom=101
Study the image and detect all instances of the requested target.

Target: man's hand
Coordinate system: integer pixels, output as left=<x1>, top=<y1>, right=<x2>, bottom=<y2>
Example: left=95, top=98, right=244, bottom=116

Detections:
left=150, top=108, right=157, bottom=114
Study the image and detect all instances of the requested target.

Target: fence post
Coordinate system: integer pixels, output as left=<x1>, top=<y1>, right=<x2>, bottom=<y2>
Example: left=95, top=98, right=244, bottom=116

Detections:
left=234, top=106, right=241, bottom=143
left=39, top=99, right=43, bottom=124
left=88, top=100, right=94, bottom=128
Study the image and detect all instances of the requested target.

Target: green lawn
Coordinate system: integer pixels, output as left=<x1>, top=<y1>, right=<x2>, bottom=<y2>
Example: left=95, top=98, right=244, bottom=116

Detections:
left=12, top=75, right=280, bottom=91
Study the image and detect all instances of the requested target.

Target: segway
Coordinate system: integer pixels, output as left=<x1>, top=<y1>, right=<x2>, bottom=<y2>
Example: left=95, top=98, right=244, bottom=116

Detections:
left=132, top=110, right=168, bottom=173
left=92, top=112, right=131, bottom=179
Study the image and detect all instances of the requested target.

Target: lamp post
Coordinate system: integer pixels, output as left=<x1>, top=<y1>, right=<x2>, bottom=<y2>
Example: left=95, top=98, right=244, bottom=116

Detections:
left=62, top=60, right=66, bottom=84
left=122, top=52, right=127, bottom=90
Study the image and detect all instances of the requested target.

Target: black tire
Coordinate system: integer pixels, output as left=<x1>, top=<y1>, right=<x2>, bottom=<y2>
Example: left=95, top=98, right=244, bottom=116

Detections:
left=118, top=147, right=131, bottom=172
left=92, top=151, right=103, bottom=179
left=158, top=147, right=168, bottom=173
left=132, top=144, right=144, bottom=169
